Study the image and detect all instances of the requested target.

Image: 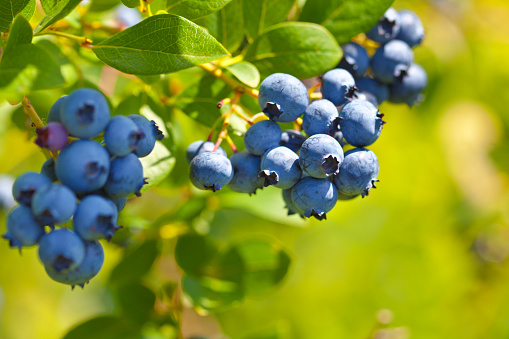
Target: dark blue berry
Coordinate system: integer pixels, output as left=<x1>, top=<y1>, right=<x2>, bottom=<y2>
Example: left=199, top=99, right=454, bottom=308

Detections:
left=389, top=62, right=427, bottom=106
left=47, top=96, right=66, bottom=123
left=31, top=184, right=77, bottom=226
left=189, top=152, right=233, bottom=192
left=186, top=140, right=227, bottom=164
left=291, top=177, right=338, bottom=220
left=259, top=146, right=302, bottom=189
left=299, top=134, right=344, bottom=178
left=339, top=100, right=385, bottom=147
left=302, top=99, right=340, bottom=136
left=366, top=7, right=401, bottom=43
left=128, top=114, right=164, bottom=157
left=12, top=172, right=51, bottom=206
left=74, top=195, right=121, bottom=241
left=280, top=130, right=307, bottom=153
left=40, top=158, right=58, bottom=182
left=333, top=148, right=379, bottom=198
left=321, top=69, right=357, bottom=106
left=228, top=151, right=264, bottom=194
left=104, top=115, right=144, bottom=157
left=356, top=77, right=390, bottom=105
left=104, top=153, right=146, bottom=198
left=371, top=40, right=414, bottom=84
left=338, top=42, right=370, bottom=78
left=395, top=10, right=425, bottom=47
left=244, top=120, right=282, bottom=156
left=3, top=205, right=45, bottom=249
left=38, top=229, right=85, bottom=273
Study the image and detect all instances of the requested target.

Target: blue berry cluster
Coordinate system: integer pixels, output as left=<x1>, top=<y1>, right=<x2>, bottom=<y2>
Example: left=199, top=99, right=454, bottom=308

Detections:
left=3, top=88, right=163, bottom=288
left=186, top=8, right=426, bottom=221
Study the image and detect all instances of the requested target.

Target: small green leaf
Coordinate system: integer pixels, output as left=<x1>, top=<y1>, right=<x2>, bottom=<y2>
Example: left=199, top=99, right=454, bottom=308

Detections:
left=109, top=239, right=160, bottom=284
left=165, top=0, right=232, bottom=20
left=0, top=0, right=30, bottom=32
left=62, top=316, right=139, bottom=339
left=20, top=0, right=36, bottom=21
left=299, top=0, right=394, bottom=45
left=92, top=14, right=229, bottom=75
left=194, top=0, right=244, bottom=53
left=140, top=141, right=175, bottom=190
left=0, top=65, right=38, bottom=104
left=89, top=0, right=120, bottom=12
left=34, top=0, right=83, bottom=33
left=40, top=0, right=57, bottom=14
left=242, top=0, right=295, bottom=41
left=226, top=61, right=260, bottom=88
left=182, top=275, right=243, bottom=311
left=220, top=238, right=291, bottom=296
left=244, top=22, right=341, bottom=79
left=116, top=283, right=156, bottom=324
left=175, top=233, right=219, bottom=275
left=121, top=0, right=139, bottom=9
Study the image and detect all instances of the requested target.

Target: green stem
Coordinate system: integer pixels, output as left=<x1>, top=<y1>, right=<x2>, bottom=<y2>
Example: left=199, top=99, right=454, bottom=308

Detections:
left=35, top=30, right=92, bottom=45
left=22, top=97, right=56, bottom=160
left=199, top=63, right=259, bottom=98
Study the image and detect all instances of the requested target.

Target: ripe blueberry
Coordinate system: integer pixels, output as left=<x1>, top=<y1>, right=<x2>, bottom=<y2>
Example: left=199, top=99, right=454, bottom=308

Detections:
left=189, top=152, right=233, bottom=192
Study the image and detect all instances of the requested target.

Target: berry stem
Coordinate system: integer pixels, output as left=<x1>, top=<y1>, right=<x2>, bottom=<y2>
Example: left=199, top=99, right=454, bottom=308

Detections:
left=226, top=135, right=237, bottom=152
left=308, top=82, right=321, bottom=96
left=35, top=30, right=92, bottom=46
left=217, top=55, right=244, bottom=68
left=232, top=105, right=253, bottom=125
left=22, top=97, right=45, bottom=129
left=294, top=117, right=303, bottom=131
left=199, top=63, right=259, bottom=99
left=309, top=92, right=323, bottom=100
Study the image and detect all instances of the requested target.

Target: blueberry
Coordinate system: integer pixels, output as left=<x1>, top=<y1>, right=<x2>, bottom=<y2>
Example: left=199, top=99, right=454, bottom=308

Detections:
left=355, top=91, right=380, bottom=107
left=60, top=88, right=110, bottom=139
left=331, top=129, right=347, bottom=147
left=333, top=148, right=379, bottom=197
left=366, top=7, right=401, bottom=43
left=38, top=229, right=85, bottom=272
left=244, top=120, right=282, bottom=156
left=44, top=240, right=104, bottom=288
left=356, top=77, right=390, bottom=105
left=104, top=153, right=146, bottom=198
left=282, top=188, right=301, bottom=216
left=110, top=196, right=127, bottom=212
left=189, top=152, right=233, bottom=192
left=47, top=96, right=67, bottom=123
left=280, top=130, right=307, bottom=153
left=395, top=10, right=425, bottom=47
left=228, top=151, right=264, bottom=194
left=339, top=100, right=385, bottom=147
left=0, top=175, right=15, bottom=211
left=291, top=177, right=338, bottom=220
left=258, top=73, right=309, bottom=123
left=104, top=115, right=145, bottom=157
left=56, top=140, right=110, bottom=194
left=73, top=195, right=121, bottom=241
left=371, top=40, right=414, bottom=84
left=35, top=122, right=68, bottom=152
left=40, top=158, right=58, bottom=182
left=128, top=114, right=164, bottom=157
left=31, top=184, right=77, bottom=226
left=186, top=140, right=227, bottom=164
left=3, top=205, right=45, bottom=249
left=259, top=146, right=302, bottom=189
left=338, top=42, right=370, bottom=78
left=302, top=99, right=340, bottom=136
left=389, top=63, right=427, bottom=106
left=12, top=172, right=52, bottom=206
left=299, top=134, right=344, bottom=178
left=321, top=69, right=357, bottom=106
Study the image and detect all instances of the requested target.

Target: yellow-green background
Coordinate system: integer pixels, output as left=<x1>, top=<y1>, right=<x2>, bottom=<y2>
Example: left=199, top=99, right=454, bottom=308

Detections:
left=1, top=0, right=509, bottom=338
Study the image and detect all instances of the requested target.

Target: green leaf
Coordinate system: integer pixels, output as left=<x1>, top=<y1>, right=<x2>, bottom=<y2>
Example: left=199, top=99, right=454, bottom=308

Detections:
left=20, top=0, right=36, bottom=21
left=194, top=0, right=244, bottom=53
left=220, top=238, right=291, bottom=296
left=226, top=61, right=260, bottom=88
left=244, top=22, right=341, bottom=79
left=0, top=65, right=38, bottom=104
left=165, top=0, right=232, bottom=20
left=299, top=0, right=394, bottom=45
left=242, top=0, right=295, bottom=41
left=88, top=0, right=120, bottom=12
left=175, top=233, right=219, bottom=275
left=116, top=283, right=156, bottom=324
left=0, top=0, right=30, bottom=32
left=0, top=15, right=65, bottom=94
left=121, top=0, right=138, bottom=9
left=40, top=0, right=57, bottom=14
left=182, top=275, right=243, bottom=311
left=62, top=316, right=139, bottom=339
left=92, top=14, right=229, bottom=75
left=140, top=141, right=175, bottom=190
left=34, top=0, right=82, bottom=33
left=109, top=239, right=160, bottom=284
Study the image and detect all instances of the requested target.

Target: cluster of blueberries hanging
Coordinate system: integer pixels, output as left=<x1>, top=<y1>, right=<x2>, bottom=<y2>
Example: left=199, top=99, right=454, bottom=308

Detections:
left=3, top=88, right=163, bottom=287
left=186, top=7, right=427, bottom=220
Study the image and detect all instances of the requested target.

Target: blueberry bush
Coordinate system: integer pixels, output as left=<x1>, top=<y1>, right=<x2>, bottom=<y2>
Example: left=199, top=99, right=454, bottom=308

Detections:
left=5, top=0, right=507, bottom=338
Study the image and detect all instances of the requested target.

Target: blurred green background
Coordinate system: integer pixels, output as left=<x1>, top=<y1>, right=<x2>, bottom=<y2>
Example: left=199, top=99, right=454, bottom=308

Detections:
left=2, top=0, right=509, bottom=338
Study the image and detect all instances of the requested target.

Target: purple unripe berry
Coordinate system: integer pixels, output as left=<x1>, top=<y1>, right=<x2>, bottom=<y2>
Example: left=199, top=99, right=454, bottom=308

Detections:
left=44, top=240, right=104, bottom=288
left=259, top=146, right=302, bottom=189
left=186, top=140, right=227, bottom=164
left=104, top=153, right=146, bottom=198
left=321, top=69, right=357, bottom=106
left=128, top=114, right=164, bottom=157
left=60, top=88, right=110, bottom=139
left=73, top=195, right=121, bottom=241
left=12, top=172, right=52, bottom=206
left=258, top=73, right=309, bottom=123
left=35, top=122, right=69, bottom=152
left=299, top=134, right=344, bottom=178
left=189, top=152, right=233, bottom=192
left=228, top=151, right=264, bottom=195
left=366, top=7, right=401, bottom=43
left=104, top=115, right=145, bottom=157
left=3, top=205, right=45, bottom=249
left=56, top=140, right=110, bottom=194
left=244, top=120, right=282, bottom=156
left=291, top=177, right=338, bottom=220
left=31, top=184, right=77, bottom=226
left=38, top=229, right=85, bottom=273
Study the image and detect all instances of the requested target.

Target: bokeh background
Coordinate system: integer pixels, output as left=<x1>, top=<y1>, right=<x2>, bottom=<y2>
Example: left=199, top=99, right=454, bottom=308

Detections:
left=2, top=0, right=509, bottom=338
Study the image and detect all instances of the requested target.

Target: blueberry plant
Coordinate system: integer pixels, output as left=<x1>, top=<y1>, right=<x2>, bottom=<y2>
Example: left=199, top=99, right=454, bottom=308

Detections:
left=0, top=0, right=427, bottom=337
